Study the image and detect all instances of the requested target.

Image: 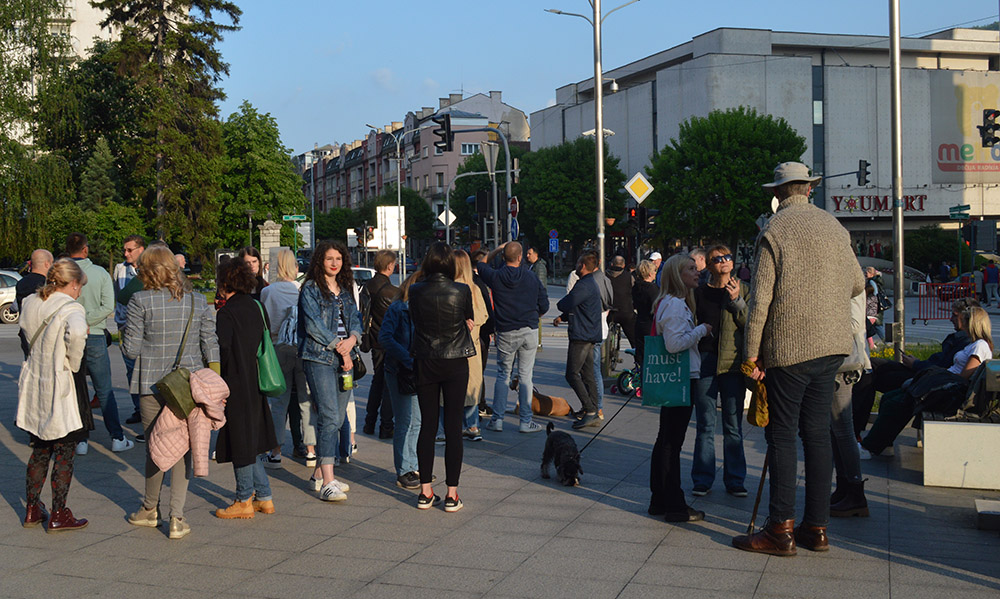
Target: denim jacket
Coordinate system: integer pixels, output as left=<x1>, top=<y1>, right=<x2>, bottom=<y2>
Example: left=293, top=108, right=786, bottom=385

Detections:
left=378, top=299, right=413, bottom=373
left=297, top=279, right=362, bottom=365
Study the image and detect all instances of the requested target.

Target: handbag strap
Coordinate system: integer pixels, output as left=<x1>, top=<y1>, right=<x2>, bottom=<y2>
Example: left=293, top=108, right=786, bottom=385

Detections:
left=27, top=304, right=66, bottom=356
left=171, top=295, right=194, bottom=370
left=255, top=299, right=271, bottom=334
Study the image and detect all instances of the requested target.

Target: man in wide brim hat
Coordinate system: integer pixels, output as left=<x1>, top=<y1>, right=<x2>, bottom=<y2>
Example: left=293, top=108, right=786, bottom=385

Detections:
left=762, top=162, right=822, bottom=189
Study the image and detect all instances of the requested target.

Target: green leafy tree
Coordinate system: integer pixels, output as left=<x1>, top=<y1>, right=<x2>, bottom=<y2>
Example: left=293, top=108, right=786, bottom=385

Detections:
left=451, top=144, right=529, bottom=241
left=356, top=185, right=437, bottom=242
left=903, top=225, right=978, bottom=274
left=515, top=137, right=626, bottom=254
left=93, top=0, right=241, bottom=260
left=0, top=154, right=74, bottom=263
left=79, top=137, right=117, bottom=211
left=315, top=207, right=360, bottom=242
left=645, top=106, right=807, bottom=247
left=217, top=101, right=306, bottom=250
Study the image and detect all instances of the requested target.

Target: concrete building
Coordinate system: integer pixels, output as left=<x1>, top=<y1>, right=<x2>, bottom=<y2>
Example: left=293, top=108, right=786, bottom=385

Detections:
left=531, top=27, right=1000, bottom=252
left=50, top=0, right=116, bottom=59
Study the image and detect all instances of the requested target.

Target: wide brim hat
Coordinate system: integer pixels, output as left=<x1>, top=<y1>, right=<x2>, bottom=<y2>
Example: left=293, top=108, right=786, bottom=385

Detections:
left=762, top=162, right=822, bottom=188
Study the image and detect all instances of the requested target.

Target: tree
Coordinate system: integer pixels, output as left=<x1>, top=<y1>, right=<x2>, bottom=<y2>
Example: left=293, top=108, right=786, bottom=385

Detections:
left=452, top=144, right=529, bottom=243
left=0, top=153, right=74, bottom=264
left=93, top=0, right=241, bottom=260
left=645, top=107, right=807, bottom=247
left=515, top=137, right=626, bottom=254
left=217, top=101, right=306, bottom=250
left=356, top=185, right=437, bottom=241
left=903, top=225, right=977, bottom=275
left=315, top=207, right=360, bottom=243
left=79, top=137, right=117, bottom=211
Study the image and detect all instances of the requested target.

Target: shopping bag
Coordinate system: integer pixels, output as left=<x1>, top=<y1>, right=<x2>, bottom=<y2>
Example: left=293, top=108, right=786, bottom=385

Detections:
left=640, top=335, right=690, bottom=407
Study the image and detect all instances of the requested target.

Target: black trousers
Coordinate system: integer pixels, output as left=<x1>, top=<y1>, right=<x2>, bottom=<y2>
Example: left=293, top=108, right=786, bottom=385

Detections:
left=416, top=357, right=469, bottom=487
left=566, top=340, right=598, bottom=413
left=365, top=349, right=393, bottom=433
left=649, top=404, right=694, bottom=513
left=851, top=358, right=914, bottom=437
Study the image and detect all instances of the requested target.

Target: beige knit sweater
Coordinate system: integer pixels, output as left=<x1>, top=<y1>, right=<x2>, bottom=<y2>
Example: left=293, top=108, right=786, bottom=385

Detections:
left=744, top=195, right=866, bottom=369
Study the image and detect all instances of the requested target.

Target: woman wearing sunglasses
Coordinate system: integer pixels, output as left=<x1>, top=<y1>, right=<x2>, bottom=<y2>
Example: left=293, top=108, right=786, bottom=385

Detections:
left=690, top=245, right=749, bottom=498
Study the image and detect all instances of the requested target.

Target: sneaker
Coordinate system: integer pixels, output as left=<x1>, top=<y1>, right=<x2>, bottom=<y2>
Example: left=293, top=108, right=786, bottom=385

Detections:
left=292, top=445, right=308, bottom=459
left=463, top=428, right=483, bottom=441
left=416, top=494, right=441, bottom=510
left=331, top=478, right=350, bottom=493
left=396, top=472, right=421, bottom=489
left=598, top=409, right=605, bottom=421
left=75, top=441, right=88, bottom=456
left=519, top=421, right=545, bottom=434
left=111, top=437, right=135, bottom=453
left=135, top=434, right=146, bottom=443
left=168, top=516, right=190, bottom=539
left=485, top=419, right=503, bottom=432
left=858, top=442, right=873, bottom=461
left=509, top=376, right=520, bottom=391
left=571, top=413, right=600, bottom=429
left=320, top=482, right=347, bottom=502
left=261, top=453, right=282, bottom=469
left=309, top=477, right=323, bottom=492
left=351, top=443, right=359, bottom=456
left=127, top=506, right=159, bottom=528
left=435, top=434, right=446, bottom=445
left=443, top=496, right=464, bottom=513
left=727, top=486, right=749, bottom=498
left=125, top=412, right=142, bottom=424
left=304, top=452, right=317, bottom=468
left=692, top=485, right=710, bottom=497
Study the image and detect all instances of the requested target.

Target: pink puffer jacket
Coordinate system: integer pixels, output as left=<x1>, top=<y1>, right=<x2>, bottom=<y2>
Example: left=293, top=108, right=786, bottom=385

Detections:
left=149, top=368, right=229, bottom=476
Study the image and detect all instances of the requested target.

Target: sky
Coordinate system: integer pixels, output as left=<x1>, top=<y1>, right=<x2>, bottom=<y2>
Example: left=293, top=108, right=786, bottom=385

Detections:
left=214, top=0, right=1000, bottom=156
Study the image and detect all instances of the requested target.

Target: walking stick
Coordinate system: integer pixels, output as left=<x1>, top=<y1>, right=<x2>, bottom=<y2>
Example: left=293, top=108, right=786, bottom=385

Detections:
left=747, top=448, right=769, bottom=534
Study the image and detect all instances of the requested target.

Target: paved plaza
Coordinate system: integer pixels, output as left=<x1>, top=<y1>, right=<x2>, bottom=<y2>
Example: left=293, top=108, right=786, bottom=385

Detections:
left=0, top=290, right=998, bottom=598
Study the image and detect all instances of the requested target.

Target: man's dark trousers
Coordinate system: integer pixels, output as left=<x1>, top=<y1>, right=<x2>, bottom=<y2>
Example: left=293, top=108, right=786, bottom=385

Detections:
left=365, top=349, right=393, bottom=435
left=763, top=355, right=842, bottom=527
left=566, top=340, right=598, bottom=413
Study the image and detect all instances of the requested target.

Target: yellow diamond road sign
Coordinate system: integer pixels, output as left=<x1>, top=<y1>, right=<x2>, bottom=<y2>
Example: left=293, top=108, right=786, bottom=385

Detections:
left=625, top=172, right=653, bottom=204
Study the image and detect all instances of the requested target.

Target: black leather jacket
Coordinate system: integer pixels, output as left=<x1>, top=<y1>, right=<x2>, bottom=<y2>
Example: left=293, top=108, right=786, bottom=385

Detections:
left=409, top=273, right=476, bottom=360
left=363, top=272, right=398, bottom=349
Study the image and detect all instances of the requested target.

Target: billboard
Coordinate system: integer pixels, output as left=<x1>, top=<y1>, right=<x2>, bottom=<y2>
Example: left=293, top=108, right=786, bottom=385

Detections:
left=931, top=70, right=1000, bottom=183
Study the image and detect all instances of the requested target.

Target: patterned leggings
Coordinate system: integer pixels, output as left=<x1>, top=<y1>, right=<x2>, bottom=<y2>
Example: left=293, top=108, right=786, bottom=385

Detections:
left=26, top=441, right=75, bottom=511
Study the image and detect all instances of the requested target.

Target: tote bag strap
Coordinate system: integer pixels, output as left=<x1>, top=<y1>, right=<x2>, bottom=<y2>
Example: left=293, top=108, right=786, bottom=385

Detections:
left=254, top=300, right=271, bottom=335
left=27, top=304, right=67, bottom=356
left=171, top=295, right=195, bottom=370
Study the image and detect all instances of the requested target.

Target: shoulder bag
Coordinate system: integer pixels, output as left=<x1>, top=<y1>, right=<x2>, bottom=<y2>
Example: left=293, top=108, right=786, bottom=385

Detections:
left=256, top=300, right=287, bottom=397
left=153, top=296, right=196, bottom=419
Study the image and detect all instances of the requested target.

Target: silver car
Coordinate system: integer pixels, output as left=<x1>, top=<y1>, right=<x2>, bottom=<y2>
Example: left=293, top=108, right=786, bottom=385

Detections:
left=0, top=269, right=23, bottom=324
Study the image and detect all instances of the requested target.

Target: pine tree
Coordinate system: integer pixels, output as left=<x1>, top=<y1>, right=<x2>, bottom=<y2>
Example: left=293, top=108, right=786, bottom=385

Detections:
left=79, top=137, right=117, bottom=211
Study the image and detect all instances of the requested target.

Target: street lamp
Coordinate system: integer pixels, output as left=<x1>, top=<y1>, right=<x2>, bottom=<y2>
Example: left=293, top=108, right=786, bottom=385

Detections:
left=366, top=123, right=406, bottom=278
left=246, top=209, right=256, bottom=247
left=546, top=0, right=639, bottom=270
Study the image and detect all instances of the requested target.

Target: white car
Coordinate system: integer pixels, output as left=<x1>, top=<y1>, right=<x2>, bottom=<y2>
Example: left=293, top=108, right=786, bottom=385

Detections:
left=0, top=269, right=23, bottom=324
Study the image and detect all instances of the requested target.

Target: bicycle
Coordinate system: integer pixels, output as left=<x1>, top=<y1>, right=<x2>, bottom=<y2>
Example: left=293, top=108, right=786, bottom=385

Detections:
left=601, top=321, right=622, bottom=378
left=610, top=348, right=642, bottom=398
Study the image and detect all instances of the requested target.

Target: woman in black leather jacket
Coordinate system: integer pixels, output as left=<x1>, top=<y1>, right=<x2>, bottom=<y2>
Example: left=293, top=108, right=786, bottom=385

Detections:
left=408, top=242, right=475, bottom=512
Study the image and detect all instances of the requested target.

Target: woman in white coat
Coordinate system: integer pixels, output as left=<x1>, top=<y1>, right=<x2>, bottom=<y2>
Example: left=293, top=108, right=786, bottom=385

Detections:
left=17, top=259, right=91, bottom=532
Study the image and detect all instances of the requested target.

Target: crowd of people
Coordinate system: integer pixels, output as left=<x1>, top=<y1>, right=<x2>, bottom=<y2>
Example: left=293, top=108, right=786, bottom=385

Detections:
left=12, top=161, right=990, bottom=557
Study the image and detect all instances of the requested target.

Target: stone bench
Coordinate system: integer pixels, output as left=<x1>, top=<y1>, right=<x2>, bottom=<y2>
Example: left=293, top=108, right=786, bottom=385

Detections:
left=923, top=418, right=1000, bottom=490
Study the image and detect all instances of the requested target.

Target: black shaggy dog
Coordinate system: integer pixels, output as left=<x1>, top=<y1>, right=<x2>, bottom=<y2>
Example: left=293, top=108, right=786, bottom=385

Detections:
left=540, top=422, right=582, bottom=486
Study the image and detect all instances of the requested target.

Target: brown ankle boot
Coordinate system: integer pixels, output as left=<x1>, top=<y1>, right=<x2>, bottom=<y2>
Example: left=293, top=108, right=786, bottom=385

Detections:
left=23, top=501, right=48, bottom=528
left=46, top=507, right=88, bottom=533
left=732, top=518, right=796, bottom=556
left=794, top=523, right=829, bottom=551
left=216, top=498, right=254, bottom=519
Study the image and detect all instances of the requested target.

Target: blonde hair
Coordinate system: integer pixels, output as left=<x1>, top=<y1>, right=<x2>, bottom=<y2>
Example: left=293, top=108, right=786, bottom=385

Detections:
left=275, top=248, right=298, bottom=282
left=38, top=258, right=87, bottom=300
left=654, top=253, right=696, bottom=316
left=637, top=259, right=656, bottom=280
left=137, top=245, right=191, bottom=299
left=453, top=249, right=474, bottom=287
left=967, top=306, right=994, bottom=352
left=396, top=270, right=422, bottom=302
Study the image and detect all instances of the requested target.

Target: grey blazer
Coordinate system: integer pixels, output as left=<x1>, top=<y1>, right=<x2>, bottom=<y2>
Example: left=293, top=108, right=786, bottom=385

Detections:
left=123, top=289, right=220, bottom=395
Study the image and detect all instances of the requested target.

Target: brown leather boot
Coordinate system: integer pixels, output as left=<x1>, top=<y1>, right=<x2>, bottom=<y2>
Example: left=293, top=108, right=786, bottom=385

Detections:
left=46, top=507, right=88, bottom=533
left=216, top=498, right=254, bottom=519
left=732, top=518, right=797, bottom=556
left=794, top=523, right=830, bottom=552
left=23, top=501, right=48, bottom=528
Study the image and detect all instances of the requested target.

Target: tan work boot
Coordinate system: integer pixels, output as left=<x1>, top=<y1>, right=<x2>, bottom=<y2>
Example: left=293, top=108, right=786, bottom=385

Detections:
left=216, top=498, right=254, bottom=519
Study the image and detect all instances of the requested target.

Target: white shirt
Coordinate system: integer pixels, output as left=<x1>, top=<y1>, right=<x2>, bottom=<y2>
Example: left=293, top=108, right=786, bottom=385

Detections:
left=654, top=295, right=710, bottom=379
left=948, top=339, right=992, bottom=375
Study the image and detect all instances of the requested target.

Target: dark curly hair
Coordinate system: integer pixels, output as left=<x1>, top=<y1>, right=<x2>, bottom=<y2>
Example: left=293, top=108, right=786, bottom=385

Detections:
left=306, top=240, right=354, bottom=299
left=216, top=258, right=258, bottom=296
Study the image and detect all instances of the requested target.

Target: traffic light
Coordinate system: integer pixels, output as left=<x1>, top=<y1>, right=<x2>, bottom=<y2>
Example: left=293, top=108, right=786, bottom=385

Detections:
left=627, top=207, right=638, bottom=225
left=645, top=208, right=660, bottom=231
left=354, top=226, right=365, bottom=243
left=431, top=113, right=453, bottom=152
left=366, top=225, right=375, bottom=245
left=857, top=159, right=871, bottom=186
left=979, top=109, right=1000, bottom=147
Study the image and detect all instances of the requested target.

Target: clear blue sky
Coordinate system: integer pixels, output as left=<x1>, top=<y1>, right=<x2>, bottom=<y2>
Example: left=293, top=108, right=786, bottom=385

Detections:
left=215, top=0, right=999, bottom=155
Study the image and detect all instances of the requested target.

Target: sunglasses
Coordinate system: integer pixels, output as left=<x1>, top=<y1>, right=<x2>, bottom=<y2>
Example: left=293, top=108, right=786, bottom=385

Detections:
left=710, top=254, right=733, bottom=264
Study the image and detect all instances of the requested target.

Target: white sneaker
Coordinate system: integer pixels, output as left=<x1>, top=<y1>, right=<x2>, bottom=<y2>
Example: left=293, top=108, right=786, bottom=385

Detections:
left=309, top=477, right=323, bottom=492
left=858, top=442, right=872, bottom=461
left=319, top=482, right=347, bottom=502
left=75, top=441, right=88, bottom=456
left=111, top=437, right=135, bottom=453
left=485, top=419, right=503, bottom=432
left=331, top=478, right=350, bottom=493
left=519, top=421, right=544, bottom=434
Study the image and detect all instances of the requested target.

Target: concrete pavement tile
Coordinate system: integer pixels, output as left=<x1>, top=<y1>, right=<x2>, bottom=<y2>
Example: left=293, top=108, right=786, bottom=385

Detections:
left=519, top=550, right=643, bottom=582
left=486, top=572, right=627, bottom=599
left=174, top=543, right=293, bottom=570
left=755, top=573, right=889, bottom=598
left=375, top=562, right=503, bottom=593
left=0, top=572, right=106, bottom=599
left=435, top=529, right=552, bottom=554
left=618, top=581, right=755, bottom=599
left=406, top=542, right=530, bottom=571
left=82, top=580, right=248, bottom=599
left=557, top=519, right=668, bottom=544
left=309, top=536, right=424, bottom=561
left=339, top=519, right=452, bottom=542
left=230, top=571, right=366, bottom=599
left=762, top=554, right=889, bottom=579
left=270, top=554, right=397, bottom=581
left=0, top=545, right=55, bottom=572
left=212, top=527, right=330, bottom=552
left=470, top=514, right=569, bottom=536
left=647, top=544, right=769, bottom=571
left=349, top=582, right=481, bottom=599
left=891, top=536, right=1000, bottom=561
left=891, top=582, right=1000, bottom=598
left=632, top=562, right=761, bottom=592
left=660, top=525, right=741, bottom=550
left=0, top=528, right=113, bottom=551
left=889, top=558, right=1000, bottom=590
left=486, top=500, right=588, bottom=521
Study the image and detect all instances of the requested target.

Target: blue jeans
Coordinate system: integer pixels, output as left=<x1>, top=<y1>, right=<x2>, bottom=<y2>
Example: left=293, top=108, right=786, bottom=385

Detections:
left=270, top=345, right=315, bottom=448
left=764, top=355, right=841, bottom=526
left=234, top=456, right=272, bottom=502
left=303, top=360, right=352, bottom=466
left=85, top=334, right=124, bottom=440
left=385, top=367, right=420, bottom=475
left=492, top=327, right=537, bottom=425
left=592, top=340, right=604, bottom=411
left=831, top=373, right=862, bottom=483
left=120, top=346, right=140, bottom=412
left=691, top=356, right=747, bottom=490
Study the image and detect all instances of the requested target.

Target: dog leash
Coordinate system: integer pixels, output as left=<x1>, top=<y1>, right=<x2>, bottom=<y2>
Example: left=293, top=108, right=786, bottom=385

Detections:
left=577, top=390, right=639, bottom=455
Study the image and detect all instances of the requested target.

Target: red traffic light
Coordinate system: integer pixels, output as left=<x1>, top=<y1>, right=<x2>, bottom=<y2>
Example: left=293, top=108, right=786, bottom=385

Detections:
left=628, top=208, right=638, bottom=219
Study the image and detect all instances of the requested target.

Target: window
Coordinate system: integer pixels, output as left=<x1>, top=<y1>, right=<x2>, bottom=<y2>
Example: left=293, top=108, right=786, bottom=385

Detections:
left=423, top=175, right=429, bottom=189
left=461, top=143, right=480, bottom=156
left=434, top=146, right=443, bottom=156
left=813, top=100, right=823, bottom=125
left=422, top=147, right=428, bottom=159
left=436, top=172, right=444, bottom=188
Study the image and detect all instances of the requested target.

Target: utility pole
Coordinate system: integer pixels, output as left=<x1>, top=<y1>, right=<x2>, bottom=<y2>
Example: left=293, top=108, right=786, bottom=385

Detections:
left=890, top=0, right=905, bottom=359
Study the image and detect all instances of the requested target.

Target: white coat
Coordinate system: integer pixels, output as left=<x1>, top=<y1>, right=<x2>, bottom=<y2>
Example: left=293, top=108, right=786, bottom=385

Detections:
left=17, top=292, right=88, bottom=441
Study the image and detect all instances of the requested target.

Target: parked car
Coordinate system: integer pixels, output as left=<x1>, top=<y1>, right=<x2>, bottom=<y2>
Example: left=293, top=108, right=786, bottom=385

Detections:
left=352, top=267, right=375, bottom=286
left=0, top=269, right=23, bottom=324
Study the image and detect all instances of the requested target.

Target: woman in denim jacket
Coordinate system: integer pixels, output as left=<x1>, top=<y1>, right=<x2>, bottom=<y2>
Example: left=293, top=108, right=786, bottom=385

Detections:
left=298, top=240, right=362, bottom=502
left=378, top=272, right=422, bottom=490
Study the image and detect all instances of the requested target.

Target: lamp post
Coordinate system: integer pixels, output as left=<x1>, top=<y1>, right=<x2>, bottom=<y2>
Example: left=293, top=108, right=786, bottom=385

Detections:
left=246, top=209, right=255, bottom=247
left=546, top=0, right=639, bottom=270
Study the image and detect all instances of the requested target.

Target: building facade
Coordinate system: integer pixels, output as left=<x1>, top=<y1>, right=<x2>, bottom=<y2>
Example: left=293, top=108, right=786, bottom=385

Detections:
left=531, top=27, right=1000, bottom=252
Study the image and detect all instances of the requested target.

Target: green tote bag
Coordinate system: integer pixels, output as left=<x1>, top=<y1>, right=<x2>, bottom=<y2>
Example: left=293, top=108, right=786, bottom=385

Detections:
left=255, top=301, right=287, bottom=397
